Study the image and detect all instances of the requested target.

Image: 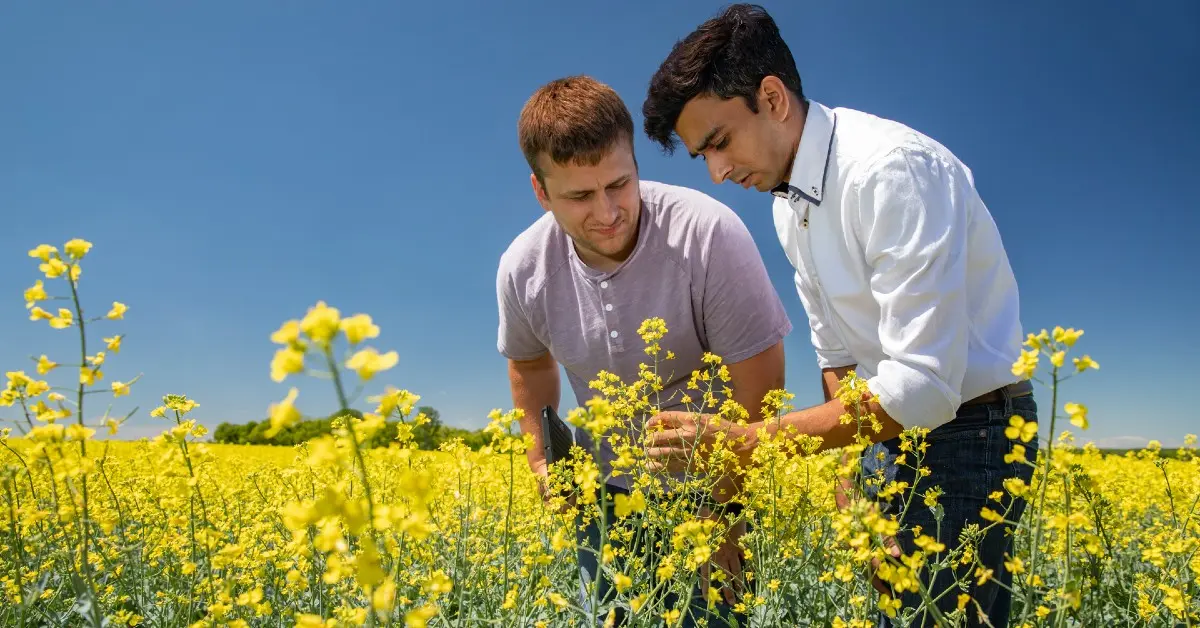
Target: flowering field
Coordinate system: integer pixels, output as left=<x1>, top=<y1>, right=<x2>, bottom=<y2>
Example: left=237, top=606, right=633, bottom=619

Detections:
left=2, top=239, right=1198, bottom=627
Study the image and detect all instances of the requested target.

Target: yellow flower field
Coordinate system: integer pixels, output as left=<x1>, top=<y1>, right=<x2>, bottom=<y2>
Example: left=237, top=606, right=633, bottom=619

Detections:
left=2, top=239, right=1198, bottom=627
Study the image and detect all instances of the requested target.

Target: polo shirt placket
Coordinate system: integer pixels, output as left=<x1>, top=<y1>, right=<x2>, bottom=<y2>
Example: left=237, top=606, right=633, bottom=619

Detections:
left=597, top=276, right=624, bottom=353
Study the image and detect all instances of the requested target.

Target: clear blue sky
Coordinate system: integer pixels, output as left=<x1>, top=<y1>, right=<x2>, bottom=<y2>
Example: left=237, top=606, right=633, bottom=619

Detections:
left=2, top=1, right=1197, bottom=448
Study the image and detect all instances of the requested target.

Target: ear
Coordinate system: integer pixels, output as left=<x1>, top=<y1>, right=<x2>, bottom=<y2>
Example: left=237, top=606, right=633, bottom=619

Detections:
left=530, top=172, right=552, bottom=212
left=759, top=76, right=791, bottom=122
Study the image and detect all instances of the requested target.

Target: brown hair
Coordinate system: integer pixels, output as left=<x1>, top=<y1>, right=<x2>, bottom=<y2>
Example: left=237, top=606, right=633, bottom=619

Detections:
left=518, top=75, right=636, bottom=185
left=642, top=3, right=803, bottom=154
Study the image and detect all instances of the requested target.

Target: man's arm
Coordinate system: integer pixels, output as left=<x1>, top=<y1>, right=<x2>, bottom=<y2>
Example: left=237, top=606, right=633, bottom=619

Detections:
left=752, top=146, right=976, bottom=453
left=692, top=203, right=792, bottom=500
left=708, top=340, right=786, bottom=502
left=727, top=341, right=786, bottom=423
left=507, top=351, right=561, bottom=479
left=824, top=365, right=858, bottom=511
left=821, top=365, right=855, bottom=402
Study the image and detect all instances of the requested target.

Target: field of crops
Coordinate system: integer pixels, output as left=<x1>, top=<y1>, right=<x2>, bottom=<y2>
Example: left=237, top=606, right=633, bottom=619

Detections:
left=2, top=239, right=1198, bottom=627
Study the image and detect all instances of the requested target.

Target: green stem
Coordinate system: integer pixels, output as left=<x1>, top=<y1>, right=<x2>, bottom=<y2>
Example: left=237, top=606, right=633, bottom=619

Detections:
left=1024, top=366, right=1058, bottom=622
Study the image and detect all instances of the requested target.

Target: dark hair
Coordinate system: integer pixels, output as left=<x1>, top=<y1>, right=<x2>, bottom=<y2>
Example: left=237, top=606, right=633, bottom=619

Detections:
left=642, top=3, right=803, bottom=154
left=518, top=75, right=635, bottom=185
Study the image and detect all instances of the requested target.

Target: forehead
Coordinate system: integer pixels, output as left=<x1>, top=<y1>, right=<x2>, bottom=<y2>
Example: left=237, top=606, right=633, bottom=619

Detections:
left=539, top=142, right=635, bottom=186
left=676, top=95, right=754, bottom=153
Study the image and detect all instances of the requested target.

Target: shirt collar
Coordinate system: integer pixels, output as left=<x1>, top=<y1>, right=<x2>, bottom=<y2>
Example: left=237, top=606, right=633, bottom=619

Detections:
left=771, top=99, right=837, bottom=206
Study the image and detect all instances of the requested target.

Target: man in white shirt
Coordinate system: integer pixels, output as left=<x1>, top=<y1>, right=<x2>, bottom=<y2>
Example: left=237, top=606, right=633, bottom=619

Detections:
left=638, top=4, right=1037, bottom=627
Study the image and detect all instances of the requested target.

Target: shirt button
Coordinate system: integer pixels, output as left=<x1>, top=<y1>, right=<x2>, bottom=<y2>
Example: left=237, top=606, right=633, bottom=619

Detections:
left=605, top=303, right=613, bottom=312
left=609, top=330, right=618, bottom=338
left=600, top=281, right=609, bottom=288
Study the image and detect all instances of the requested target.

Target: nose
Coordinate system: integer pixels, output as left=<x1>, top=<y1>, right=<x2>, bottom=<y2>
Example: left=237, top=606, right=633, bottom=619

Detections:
left=707, top=155, right=733, bottom=185
left=595, top=192, right=620, bottom=225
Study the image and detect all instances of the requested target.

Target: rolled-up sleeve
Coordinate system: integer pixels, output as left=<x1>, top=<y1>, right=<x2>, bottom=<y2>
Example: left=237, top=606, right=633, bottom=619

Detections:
left=496, top=263, right=548, bottom=361
left=856, top=146, right=969, bottom=430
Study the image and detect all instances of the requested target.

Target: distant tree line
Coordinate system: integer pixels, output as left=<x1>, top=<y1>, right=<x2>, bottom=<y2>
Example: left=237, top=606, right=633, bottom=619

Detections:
left=211, top=406, right=491, bottom=450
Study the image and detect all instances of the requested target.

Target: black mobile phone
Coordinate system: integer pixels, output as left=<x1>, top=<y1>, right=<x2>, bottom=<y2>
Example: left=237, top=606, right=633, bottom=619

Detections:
left=541, top=405, right=575, bottom=465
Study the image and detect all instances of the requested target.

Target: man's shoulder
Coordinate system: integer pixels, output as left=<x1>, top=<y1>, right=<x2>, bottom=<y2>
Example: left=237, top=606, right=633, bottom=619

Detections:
left=830, top=105, right=963, bottom=182
left=638, top=179, right=745, bottom=244
left=496, top=213, right=566, bottom=294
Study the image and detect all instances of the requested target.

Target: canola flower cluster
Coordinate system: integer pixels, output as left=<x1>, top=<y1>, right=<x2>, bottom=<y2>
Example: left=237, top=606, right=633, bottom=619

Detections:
left=1, top=239, right=1197, bottom=627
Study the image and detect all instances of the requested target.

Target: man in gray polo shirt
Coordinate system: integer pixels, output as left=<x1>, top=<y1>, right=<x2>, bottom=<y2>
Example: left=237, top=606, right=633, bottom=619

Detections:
left=496, top=75, right=791, bottom=626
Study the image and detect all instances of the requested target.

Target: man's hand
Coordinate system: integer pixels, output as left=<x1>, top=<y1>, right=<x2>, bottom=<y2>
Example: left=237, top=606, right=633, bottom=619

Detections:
left=642, top=411, right=754, bottom=473
left=699, top=506, right=746, bottom=606
left=531, top=458, right=576, bottom=514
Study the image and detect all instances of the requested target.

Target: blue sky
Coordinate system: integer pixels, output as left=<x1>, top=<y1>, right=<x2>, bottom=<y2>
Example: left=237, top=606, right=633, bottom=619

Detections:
left=2, top=1, right=1197, bottom=448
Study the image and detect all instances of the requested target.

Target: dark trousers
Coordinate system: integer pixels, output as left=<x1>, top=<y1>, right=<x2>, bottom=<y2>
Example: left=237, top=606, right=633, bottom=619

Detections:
left=575, top=486, right=749, bottom=627
left=861, top=387, right=1039, bottom=627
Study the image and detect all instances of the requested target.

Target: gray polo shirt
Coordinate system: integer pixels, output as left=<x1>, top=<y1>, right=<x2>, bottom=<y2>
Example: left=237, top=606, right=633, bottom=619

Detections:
left=496, top=179, right=792, bottom=491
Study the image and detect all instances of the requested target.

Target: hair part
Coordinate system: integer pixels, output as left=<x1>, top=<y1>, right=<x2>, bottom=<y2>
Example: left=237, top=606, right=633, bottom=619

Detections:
left=642, top=3, right=803, bottom=154
left=518, top=75, right=636, bottom=186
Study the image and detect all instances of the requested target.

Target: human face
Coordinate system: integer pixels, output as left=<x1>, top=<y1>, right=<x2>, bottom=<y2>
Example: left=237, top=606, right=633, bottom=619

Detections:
left=674, top=77, right=797, bottom=193
left=531, top=136, right=641, bottom=272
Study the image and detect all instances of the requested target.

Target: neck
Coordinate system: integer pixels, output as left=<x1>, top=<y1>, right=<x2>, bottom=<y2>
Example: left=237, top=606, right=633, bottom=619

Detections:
left=780, top=97, right=808, bottom=184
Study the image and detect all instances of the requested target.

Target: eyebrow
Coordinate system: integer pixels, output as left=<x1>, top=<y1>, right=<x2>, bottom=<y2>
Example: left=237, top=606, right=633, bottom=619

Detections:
left=688, top=126, right=722, bottom=159
left=561, top=174, right=632, bottom=197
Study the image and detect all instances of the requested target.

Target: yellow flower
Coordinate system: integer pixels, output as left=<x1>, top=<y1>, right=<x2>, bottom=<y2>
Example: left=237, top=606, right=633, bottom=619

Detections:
left=1005, top=415, right=1037, bottom=443
left=64, top=238, right=92, bottom=259
left=980, top=507, right=1005, bottom=523
left=40, top=258, right=68, bottom=279
left=29, top=306, right=53, bottom=322
left=24, top=280, right=48, bottom=309
left=1052, top=326, right=1083, bottom=346
left=107, top=302, right=128, bottom=320
left=1064, top=403, right=1088, bottom=430
left=300, top=301, right=341, bottom=346
left=340, top=313, right=380, bottom=345
left=28, top=244, right=57, bottom=262
left=112, top=381, right=131, bottom=397
left=49, top=308, right=74, bottom=329
left=614, top=490, right=646, bottom=518
left=613, top=573, right=632, bottom=593
left=36, top=355, right=57, bottom=375
left=877, top=594, right=901, bottom=618
left=1073, top=355, right=1099, bottom=372
left=1004, top=444, right=1026, bottom=464
left=1011, top=349, right=1039, bottom=380
left=423, top=570, right=453, bottom=596
left=104, top=335, right=122, bottom=353
left=404, top=604, right=437, bottom=628
left=345, top=347, right=398, bottom=381
left=264, top=388, right=301, bottom=438
left=1049, top=351, right=1065, bottom=368
left=372, top=581, right=396, bottom=613
left=80, top=367, right=103, bottom=386
left=65, top=423, right=95, bottom=441
left=271, top=320, right=301, bottom=345
left=271, top=347, right=306, bottom=383
left=294, top=615, right=323, bottom=628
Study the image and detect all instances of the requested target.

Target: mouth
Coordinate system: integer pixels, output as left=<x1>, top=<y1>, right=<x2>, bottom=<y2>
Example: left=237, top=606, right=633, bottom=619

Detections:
left=593, top=219, right=623, bottom=238
left=734, top=173, right=754, bottom=189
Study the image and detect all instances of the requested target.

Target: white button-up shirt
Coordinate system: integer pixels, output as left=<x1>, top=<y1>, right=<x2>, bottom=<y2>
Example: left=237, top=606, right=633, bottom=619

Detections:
left=771, top=100, right=1025, bottom=431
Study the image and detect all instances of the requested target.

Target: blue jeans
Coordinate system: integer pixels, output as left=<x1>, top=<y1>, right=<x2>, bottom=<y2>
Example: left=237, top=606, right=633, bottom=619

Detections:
left=861, top=387, right=1038, bottom=628
left=575, top=486, right=748, bottom=627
